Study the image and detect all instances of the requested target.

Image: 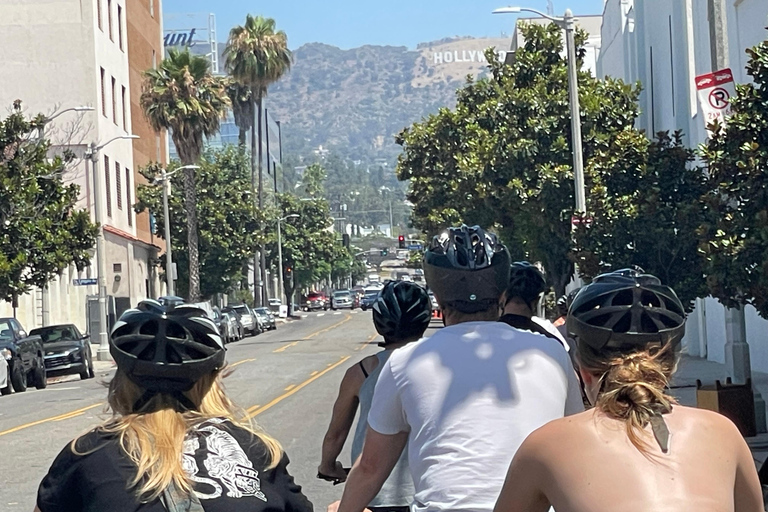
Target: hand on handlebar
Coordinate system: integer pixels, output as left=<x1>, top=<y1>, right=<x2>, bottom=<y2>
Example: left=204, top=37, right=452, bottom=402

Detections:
left=317, top=461, right=350, bottom=485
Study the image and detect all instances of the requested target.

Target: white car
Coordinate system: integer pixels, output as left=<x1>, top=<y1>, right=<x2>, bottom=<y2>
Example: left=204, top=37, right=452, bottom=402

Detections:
left=0, top=352, right=9, bottom=395
left=332, top=290, right=354, bottom=310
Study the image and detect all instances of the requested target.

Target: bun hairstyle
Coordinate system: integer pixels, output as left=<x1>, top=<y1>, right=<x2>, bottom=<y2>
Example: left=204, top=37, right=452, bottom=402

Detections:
left=568, top=269, right=686, bottom=452
left=578, top=343, right=677, bottom=450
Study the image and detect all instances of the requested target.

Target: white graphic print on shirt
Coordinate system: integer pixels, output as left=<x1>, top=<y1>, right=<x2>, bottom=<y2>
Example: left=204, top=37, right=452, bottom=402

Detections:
left=182, top=420, right=268, bottom=501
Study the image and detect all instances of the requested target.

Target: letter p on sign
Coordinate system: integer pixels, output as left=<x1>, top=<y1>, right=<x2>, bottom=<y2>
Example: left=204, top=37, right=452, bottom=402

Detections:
left=695, top=68, right=736, bottom=136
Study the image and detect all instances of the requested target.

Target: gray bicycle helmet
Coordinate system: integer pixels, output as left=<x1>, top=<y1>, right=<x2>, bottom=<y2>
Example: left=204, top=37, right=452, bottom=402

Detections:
left=373, top=281, right=432, bottom=345
left=506, top=261, right=547, bottom=306
left=567, top=269, right=685, bottom=350
left=110, top=308, right=225, bottom=411
left=136, top=298, right=166, bottom=315
left=423, top=225, right=511, bottom=313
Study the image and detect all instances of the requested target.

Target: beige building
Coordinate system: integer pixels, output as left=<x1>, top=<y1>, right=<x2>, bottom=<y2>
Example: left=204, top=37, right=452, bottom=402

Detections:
left=0, top=0, right=167, bottom=332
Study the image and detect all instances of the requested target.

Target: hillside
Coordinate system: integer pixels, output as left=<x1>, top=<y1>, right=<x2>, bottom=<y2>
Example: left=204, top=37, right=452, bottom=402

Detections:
left=266, top=37, right=510, bottom=164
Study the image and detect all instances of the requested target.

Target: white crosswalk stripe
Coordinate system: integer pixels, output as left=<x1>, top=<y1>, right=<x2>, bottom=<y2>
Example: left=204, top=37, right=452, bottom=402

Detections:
left=317, top=313, right=325, bottom=317
left=334, top=312, right=342, bottom=315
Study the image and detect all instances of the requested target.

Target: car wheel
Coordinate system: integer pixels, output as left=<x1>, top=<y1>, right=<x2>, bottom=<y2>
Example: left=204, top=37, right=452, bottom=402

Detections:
left=10, top=359, right=27, bottom=392
left=33, top=357, right=47, bottom=389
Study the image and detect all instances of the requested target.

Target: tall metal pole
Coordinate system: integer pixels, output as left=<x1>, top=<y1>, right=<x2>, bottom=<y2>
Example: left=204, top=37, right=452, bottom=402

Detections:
left=564, top=9, right=586, bottom=214
left=162, top=168, right=174, bottom=297
left=38, top=124, right=51, bottom=327
left=277, top=120, right=284, bottom=193
left=89, top=143, right=110, bottom=361
left=277, top=218, right=284, bottom=303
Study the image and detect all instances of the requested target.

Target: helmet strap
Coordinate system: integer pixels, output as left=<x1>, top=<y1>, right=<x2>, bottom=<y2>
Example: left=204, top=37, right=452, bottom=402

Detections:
left=132, top=389, right=198, bottom=413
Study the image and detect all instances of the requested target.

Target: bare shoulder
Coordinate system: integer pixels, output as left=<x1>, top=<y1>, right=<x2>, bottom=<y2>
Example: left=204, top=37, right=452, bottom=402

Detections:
left=518, top=410, right=595, bottom=457
left=669, top=405, right=744, bottom=438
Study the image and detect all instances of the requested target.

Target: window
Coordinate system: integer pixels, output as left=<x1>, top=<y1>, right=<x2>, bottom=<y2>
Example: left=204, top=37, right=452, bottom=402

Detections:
left=100, top=68, right=106, bottom=116
left=121, top=86, right=127, bottom=130
left=104, top=156, right=112, bottom=218
left=115, top=161, right=122, bottom=210
left=150, top=0, right=154, bottom=18
left=96, top=0, right=102, bottom=30
left=126, top=167, right=133, bottom=226
left=107, top=0, right=113, bottom=41
left=112, top=76, right=117, bottom=124
left=117, top=5, right=123, bottom=50
left=152, top=49, right=157, bottom=69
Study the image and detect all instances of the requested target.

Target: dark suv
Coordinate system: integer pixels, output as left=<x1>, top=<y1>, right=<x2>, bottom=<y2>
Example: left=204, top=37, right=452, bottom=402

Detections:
left=0, top=318, right=46, bottom=394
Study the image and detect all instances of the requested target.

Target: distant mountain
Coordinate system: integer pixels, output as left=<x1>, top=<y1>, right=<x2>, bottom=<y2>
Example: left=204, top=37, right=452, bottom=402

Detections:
left=265, top=37, right=511, bottom=165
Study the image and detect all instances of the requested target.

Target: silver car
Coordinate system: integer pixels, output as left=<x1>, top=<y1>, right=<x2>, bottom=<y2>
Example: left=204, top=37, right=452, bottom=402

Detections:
left=332, top=290, right=354, bottom=310
left=230, top=304, right=257, bottom=335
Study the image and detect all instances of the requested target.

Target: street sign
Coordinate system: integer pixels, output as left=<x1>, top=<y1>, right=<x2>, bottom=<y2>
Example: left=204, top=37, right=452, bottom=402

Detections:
left=407, top=243, right=422, bottom=250
left=695, top=68, right=736, bottom=135
left=73, top=278, right=97, bottom=286
left=570, top=215, right=593, bottom=229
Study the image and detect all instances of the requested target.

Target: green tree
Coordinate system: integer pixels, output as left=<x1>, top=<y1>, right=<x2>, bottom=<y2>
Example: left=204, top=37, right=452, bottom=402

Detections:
left=397, top=24, right=647, bottom=296
left=0, top=106, right=97, bottom=303
left=699, top=34, right=768, bottom=316
left=226, top=81, right=253, bottom=146
left=574, top=131, right=709, bottom=310
left=135, top=146, right=264, bottom=299
left=264, top=193, right=336, bottom=313
left=301, top=163, right=327, bottom=198
left=140, top=48, right=230, bottom=301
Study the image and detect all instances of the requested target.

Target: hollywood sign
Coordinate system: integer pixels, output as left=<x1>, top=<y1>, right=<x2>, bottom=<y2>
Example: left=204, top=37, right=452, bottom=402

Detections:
left=164, top=29, right=197, bottom=48
left=431, top=48, right=506, bottom=65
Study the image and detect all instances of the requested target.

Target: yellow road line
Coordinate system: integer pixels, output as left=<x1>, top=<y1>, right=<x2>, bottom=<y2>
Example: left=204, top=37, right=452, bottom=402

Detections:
left=284, top=384, right=296, bottom=391
left=273, top=314, right=352, bottom=353
left=355, top=333, right=379, bottom=351
left=229, top=358, right=256, bottom=369
left=310, top=370, right=319, bottom=376
left=0, top=402, right=104, bottom=437
left=245, top=356, right=351, bottom=420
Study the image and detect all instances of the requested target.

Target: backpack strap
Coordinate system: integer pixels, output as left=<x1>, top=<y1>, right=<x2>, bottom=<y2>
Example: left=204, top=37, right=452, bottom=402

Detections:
left=161, top=479, right=205, bottom=512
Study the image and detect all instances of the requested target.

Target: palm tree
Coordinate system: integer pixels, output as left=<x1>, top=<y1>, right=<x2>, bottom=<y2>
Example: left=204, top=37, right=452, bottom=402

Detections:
left=140, top=48, right=229, bottom=302
left=226, top=81, right=253, bottom=146
left=224, top=14, right=292, bottom=305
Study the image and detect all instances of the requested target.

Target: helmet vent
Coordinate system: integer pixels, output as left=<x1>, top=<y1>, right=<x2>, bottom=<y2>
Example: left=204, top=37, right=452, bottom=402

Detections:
left=611, top=289, right=634, bottom=306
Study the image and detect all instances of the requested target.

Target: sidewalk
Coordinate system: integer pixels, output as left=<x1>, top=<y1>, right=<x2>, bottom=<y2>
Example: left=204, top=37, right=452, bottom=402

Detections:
left=671, top=354, right=768, bottom=469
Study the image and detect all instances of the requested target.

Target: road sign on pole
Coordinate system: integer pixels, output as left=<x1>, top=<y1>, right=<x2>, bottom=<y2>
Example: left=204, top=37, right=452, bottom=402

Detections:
left=695, top=68, right=736, bottom=135
left=73, top=278, right=98, bottom=286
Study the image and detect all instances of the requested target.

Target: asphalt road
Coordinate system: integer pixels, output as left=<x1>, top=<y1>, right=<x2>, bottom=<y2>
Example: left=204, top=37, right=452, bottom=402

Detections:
left=0, top=309, right=435, bottom=512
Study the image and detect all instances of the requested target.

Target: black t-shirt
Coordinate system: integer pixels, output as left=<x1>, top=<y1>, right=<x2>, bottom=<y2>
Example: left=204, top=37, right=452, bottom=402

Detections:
left=37, top=418, right=313, bottom=512
left=498, top=314, right=564, bottom=346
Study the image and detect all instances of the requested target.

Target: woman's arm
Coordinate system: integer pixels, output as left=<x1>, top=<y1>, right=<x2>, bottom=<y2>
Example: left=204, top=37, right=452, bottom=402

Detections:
left=494, top=433, right=551, bottom=512
left=318, top=362, right=365, bottom=479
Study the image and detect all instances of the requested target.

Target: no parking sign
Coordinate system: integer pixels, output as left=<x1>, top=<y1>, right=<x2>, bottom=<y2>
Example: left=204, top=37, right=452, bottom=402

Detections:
left=695, top=68, right=736, bottom=135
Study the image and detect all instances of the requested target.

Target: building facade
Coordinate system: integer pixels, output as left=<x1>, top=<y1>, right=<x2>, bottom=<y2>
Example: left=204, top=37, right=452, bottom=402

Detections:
left=0, top=0, right=166, bottom=332
left=597, top=0, right=768, bottom=372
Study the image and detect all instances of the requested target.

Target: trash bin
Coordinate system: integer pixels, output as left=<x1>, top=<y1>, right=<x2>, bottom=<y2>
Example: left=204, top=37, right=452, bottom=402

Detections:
left=696, top=378, right=757, bottom=437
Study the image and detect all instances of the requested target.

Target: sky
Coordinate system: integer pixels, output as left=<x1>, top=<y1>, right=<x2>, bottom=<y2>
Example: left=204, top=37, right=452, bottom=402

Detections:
left=161, top=0, right=606, bottom=50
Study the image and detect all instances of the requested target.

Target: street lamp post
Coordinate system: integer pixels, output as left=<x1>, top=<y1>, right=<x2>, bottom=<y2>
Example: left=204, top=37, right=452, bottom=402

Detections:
left=37, top=106, right=95, bottom=326
left=493, top=6, right=586, bottom=214
left=276, top=214, right=300, bottom=305
left=86, top=135, right=139, bottom=361
left=157, top=165, right=200, bottom=297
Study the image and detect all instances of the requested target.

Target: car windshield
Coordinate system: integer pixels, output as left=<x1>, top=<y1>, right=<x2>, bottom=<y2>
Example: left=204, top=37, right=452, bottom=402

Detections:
left=30, top=326, right=80, bottom=343
left=0, top=321, right=12, bottom=340
left=255, top=308, right=271, bottom=314
left=233, top=306, right=250, bottom=315
left=364, top=292, right=379, bottom=299
left=334, top=291, right=350, bottom=297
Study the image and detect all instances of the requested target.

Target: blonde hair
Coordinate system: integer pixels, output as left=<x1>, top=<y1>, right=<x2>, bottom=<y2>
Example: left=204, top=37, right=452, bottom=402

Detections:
left=578, top=342, right=678, bottom=453
left=73, top=369, right=282, bottom=502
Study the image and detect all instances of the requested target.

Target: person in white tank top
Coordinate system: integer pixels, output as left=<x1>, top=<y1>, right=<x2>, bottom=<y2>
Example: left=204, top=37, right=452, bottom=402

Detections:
left=318, top=281, right=432, bottom=512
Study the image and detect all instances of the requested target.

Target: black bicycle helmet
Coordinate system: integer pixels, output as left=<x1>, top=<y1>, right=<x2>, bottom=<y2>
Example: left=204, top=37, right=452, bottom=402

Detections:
left=110, top=308, right=225, bottom=410
left=423, top=225, right=510, bottom=313
left=567, top=269, right=685, bottom=351
left=373, top=281, right=432, bottom=345
left=136, top=298, right=166, bottom=315
left=505, top=261, right=547, bottom=306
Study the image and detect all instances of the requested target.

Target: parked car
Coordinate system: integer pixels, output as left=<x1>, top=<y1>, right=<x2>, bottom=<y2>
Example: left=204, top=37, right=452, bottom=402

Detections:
left=222, top=307, right=246, bottom=341
left=30, top=324, right=94, bottom=380
left=229, top=304, right=259, bottom=336
left=268, top=298, right=282, bottom=313
left=223, top=310, right=243, bottom=341
left=211, top=307, right=233, bottom=344
left=254, top=307, right=276, bottom=331
left=332, top=290, right=355, bottom=310
left=360, top=289, right=380, bottom=311
left=0, top=318, right=46, bottom=393
left=304, top=292, right=329, bottom=311
left=0, top=355, right=8, bottom=395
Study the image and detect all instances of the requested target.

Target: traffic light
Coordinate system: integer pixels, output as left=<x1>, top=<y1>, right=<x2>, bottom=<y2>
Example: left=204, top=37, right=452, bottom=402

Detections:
left=398, top=235, right=405, bottom=249
left=342, top=233, right=350, bottom=249
left=285, top=266, right=293, bottom=279
left=380, top=249, right=388, bottom=257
